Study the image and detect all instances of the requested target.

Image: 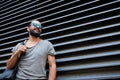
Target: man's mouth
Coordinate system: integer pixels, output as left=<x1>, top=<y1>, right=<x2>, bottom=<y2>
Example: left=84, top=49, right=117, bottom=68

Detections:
left=34, top=28, right=40, bottom=33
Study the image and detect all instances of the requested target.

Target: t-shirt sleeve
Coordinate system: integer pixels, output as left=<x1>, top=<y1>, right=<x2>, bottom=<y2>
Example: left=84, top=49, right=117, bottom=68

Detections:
left=48, top=41, right=56, bottom=55
left=11, top=43, right=22, bottom=53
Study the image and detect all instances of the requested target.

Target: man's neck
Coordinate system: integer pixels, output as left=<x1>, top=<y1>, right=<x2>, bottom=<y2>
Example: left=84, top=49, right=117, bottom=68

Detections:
left=25, top=36, right=40, bottom=48
left=28, top=35, right=40, bottom=43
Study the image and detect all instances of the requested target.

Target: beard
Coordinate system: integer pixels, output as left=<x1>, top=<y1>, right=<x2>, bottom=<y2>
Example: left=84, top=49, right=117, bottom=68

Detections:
left=29, top=28, right=41, bottom=37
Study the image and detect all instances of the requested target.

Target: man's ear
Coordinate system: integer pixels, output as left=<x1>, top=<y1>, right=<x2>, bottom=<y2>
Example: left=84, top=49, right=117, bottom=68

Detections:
left=27, top=27, right=29, bottom=32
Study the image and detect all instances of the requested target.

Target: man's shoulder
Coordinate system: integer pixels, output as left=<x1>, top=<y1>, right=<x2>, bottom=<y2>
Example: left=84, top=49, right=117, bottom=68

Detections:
left=41, top=39, right=53, bottom=46
left=41, top=39, right=50, bottom=43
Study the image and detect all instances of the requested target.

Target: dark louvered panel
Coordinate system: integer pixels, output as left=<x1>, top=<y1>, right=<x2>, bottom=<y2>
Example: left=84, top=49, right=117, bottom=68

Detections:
left=0, top=0, right=120, bottom=80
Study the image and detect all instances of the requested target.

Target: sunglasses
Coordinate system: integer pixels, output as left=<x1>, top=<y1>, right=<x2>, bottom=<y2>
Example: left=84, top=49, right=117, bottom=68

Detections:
left=31, top=22, right=42, bottom=29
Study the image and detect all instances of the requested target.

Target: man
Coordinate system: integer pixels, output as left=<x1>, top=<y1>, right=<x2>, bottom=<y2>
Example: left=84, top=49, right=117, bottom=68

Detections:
left=6, top=20, right=56, bottom=80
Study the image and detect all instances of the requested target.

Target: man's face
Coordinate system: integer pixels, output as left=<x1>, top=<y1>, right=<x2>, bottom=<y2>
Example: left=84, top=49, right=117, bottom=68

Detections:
left=28, top=21, right=42, bottom=37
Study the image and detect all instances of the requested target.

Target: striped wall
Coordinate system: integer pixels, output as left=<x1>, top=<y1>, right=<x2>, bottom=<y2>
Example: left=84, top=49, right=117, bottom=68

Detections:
left=0, top=0, right=120, bottom=80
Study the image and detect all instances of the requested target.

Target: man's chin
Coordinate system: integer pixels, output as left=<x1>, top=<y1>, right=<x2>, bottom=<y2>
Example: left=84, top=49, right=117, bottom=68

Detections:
left=32, top=34, right=40, bottom=37
left=29, top=29, right=41, bottom=37
left=30, top=32, right=40, bottom=37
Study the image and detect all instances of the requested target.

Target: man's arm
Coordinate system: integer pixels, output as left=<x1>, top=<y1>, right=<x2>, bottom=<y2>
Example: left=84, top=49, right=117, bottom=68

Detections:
left=7, top=45, right=27, bottom=69
left=48, top=55, right=56, bottom=80
left=7, top=50, right=20, bottom=69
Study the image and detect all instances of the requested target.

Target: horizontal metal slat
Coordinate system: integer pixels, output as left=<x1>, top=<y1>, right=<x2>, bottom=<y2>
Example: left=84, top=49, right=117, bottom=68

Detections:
left=47, top=16, right=120, bottom=41
left=42, top=0, right=119, bottom=25
left=0, top=0, right=30, bottom=14
left=0, top=0, right=77, bottom=23
left=0, top=60, right=7, bottom=64
left=0, top=38, right=26, bottom=48
left=44, top=18, right=119, bottom=36
left=40, top=0, right=97, bottom=23
left=0, top=0, right=12, bottom=8
left=56, top=50, right=120, bottom=63
left=0, top=38, right=27, bottom=49
left=57, top=41, right=120, bottom=54
left=0, top=32, right=27, bottom=42
left=42, top=5, right=119, bottom=25
left=0, top=53, right=11, bottom=58
left=42, top=8, right=120, bottom=36
left=0, top=0, right=4, bottom=3
left=54, top=32, right=120, bottom=47
left=0, top=27, right=25, bottom=38
left=43, top=14, right=120, bottom=30
left=0, top=21, right=31, bottom=32
left=0, top=66, right=6, bottom=70
left=57, top=61, right=120, bottom=71
left=57, top=74, right=120, bottom=80
left=0, top=1, right=38, bottom=22
left=0, top=1, right=18, bottom=11
left=0, top=0, right=50, bottom=23
left=0, top=0, right=63, bottom=22
left=0, top=47, right=12, bottom=52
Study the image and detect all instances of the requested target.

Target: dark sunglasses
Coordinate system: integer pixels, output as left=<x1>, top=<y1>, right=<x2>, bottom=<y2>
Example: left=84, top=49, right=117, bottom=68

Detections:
left=31, top=22, right=42, bottom=29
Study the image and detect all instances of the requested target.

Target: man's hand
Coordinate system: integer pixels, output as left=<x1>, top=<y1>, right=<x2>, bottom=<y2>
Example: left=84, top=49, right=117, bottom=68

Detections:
left=17, top=45, right=27, bottom=53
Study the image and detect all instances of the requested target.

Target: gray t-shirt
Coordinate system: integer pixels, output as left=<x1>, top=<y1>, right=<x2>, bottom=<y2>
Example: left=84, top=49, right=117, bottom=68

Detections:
left=12, top=39, right=56, bottom=79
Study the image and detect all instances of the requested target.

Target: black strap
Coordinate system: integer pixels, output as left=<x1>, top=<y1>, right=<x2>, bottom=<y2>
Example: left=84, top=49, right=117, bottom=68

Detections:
left=15, top=53, right=23, bottom=66
left=15, top=41, right=25, bottom=66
